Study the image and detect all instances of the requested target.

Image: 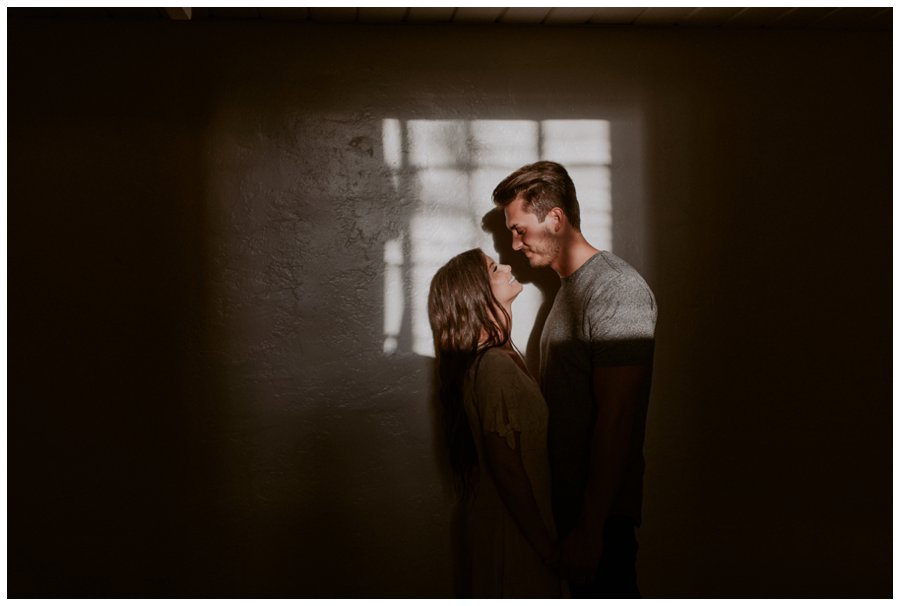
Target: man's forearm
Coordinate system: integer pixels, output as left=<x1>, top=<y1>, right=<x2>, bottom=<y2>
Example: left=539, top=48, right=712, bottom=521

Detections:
left=577, top=364, right=648, bottom=543
left=578, top=405, right=632, bottom=542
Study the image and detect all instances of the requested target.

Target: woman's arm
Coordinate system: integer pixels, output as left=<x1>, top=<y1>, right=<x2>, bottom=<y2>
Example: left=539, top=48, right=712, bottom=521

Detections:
left=484, top=430, right=558, bottom=568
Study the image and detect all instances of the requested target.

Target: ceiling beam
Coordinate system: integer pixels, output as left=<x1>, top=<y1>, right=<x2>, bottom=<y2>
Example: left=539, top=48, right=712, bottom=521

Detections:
left=163, top=7, right=192, bottom=21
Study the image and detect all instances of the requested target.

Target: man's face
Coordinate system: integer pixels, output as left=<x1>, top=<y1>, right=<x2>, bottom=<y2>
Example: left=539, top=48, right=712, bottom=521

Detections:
left=503, top=195, right=560, bottom=268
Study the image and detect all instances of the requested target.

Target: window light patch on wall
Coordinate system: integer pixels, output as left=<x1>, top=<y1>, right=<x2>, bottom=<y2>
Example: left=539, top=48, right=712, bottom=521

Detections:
left=381, top=119, right=613, bottom=358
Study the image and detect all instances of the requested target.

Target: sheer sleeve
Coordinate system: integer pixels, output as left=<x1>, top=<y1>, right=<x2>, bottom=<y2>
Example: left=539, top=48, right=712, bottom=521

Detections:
left=471, top=350, right=527, bottom=450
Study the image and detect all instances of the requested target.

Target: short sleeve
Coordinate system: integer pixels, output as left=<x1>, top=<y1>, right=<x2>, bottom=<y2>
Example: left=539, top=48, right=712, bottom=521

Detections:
left=588, top=274, right=657, bottom=367
left=471, top=350, right=526, bottom=450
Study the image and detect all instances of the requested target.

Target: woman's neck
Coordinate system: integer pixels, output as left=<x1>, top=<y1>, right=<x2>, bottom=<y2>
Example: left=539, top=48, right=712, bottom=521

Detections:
left=479, top=305, right=513, bottom=349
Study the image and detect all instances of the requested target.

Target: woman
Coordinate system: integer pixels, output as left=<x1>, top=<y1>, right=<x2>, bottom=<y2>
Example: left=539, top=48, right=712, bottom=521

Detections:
left=428, top=248, right=563, bottom=598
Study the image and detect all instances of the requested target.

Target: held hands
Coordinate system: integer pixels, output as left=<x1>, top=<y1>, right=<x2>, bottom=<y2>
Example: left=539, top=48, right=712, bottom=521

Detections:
left=558, top=527, right=603, bottom=584
left=541, top=541, right=562, bottom=571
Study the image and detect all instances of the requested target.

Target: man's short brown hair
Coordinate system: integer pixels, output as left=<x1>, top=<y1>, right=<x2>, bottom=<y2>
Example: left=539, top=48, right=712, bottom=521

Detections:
left=491, top=160, right=581, bottom=230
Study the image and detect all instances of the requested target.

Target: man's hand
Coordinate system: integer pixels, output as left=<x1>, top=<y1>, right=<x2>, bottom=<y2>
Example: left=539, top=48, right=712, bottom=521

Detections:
left=558, top=527, right=603, bottom=584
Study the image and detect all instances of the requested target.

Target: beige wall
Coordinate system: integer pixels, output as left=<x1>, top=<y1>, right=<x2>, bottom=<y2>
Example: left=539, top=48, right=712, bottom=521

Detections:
left=9, top=18, right=891, bottom=597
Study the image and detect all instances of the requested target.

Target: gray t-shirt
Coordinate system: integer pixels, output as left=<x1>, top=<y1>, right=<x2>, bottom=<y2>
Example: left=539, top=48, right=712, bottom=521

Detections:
left=539, top=250, right=657, bottom=531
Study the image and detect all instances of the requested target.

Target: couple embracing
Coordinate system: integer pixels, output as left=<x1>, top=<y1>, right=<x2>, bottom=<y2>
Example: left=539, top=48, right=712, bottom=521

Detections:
left=428, top=161, right=657, bottom=598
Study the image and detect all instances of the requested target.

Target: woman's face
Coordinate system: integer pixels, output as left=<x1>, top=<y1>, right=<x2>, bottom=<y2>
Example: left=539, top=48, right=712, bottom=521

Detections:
left=484, top=254, right=523, bottom=306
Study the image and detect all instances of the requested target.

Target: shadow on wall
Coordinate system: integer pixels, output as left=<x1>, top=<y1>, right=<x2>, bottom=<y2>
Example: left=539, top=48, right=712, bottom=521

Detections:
left=8, top=19, right=649, bottom=598
left=9, top=19, right=224, bottom=595
left=195, top=107, right=439, bottom=595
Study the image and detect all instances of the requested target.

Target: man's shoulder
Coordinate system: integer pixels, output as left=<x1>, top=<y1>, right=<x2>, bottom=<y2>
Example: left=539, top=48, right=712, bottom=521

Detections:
left=589, top=250, right=643, bottom=278
left=578, top=252, right=653, bottom=298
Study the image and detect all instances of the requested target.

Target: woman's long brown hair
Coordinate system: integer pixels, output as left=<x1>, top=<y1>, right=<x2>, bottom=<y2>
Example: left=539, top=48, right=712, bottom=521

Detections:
left=428, top=248, right=511, bottom=500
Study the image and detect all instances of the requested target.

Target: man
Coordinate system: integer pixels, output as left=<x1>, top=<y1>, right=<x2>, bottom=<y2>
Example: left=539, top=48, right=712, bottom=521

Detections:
left=493, top=161, right=657, bottom=597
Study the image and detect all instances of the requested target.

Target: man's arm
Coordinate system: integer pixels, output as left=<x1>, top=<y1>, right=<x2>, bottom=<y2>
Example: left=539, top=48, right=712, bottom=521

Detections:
left=559, top=363, right=650, bottom=580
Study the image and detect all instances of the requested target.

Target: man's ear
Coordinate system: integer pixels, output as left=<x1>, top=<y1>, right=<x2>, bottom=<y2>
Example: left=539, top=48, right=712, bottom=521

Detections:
left=547, top=207, right=565, bottom=232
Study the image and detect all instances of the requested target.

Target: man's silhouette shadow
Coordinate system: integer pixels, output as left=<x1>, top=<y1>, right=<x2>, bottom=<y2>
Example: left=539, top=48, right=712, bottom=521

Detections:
left=481, top=208, right=560, bottom=375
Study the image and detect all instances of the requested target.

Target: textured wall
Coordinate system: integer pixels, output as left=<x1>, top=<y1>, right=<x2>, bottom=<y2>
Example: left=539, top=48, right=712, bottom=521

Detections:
left=9, top=18, right=891, bottom=597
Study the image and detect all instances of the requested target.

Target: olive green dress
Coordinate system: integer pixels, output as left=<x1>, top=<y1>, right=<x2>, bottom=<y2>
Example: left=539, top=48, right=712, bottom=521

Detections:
left=461, top=346, right=564, bottom=598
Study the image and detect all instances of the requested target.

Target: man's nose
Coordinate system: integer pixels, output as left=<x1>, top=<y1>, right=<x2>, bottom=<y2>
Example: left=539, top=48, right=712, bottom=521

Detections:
left=511, top=235, right=523, bottom=251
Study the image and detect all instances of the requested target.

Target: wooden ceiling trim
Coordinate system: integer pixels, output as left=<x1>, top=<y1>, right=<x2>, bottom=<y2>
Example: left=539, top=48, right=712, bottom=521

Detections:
left=358, top=8, right=409, bottom=23
left=808, top=7, right=889, bottom=30
left=543, top=7, right=597, bottom=25
left=722, top=7, right=791, bottom=28
left=5, top=7, right=892, bottom=30
left=684, top=7, right=745, bottom=26
left=406, top=7, right=455, bottom=22
left=453, top=8, right=505, bottom=23
left=499, top=7, right=552, bottom=24
left=588, top=7, right=647, bottom=25
left=768, top=7, right=837, bottom=29
left=634, top=7, right=696, bottom=26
